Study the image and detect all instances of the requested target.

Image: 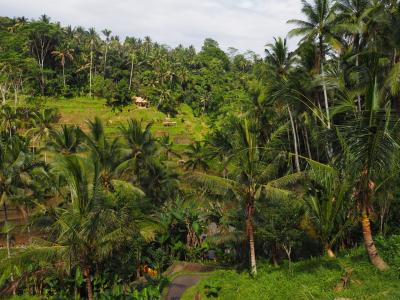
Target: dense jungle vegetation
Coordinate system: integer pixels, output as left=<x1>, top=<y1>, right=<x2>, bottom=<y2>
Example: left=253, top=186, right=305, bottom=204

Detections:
left=1, top=0, right=400, bottom=299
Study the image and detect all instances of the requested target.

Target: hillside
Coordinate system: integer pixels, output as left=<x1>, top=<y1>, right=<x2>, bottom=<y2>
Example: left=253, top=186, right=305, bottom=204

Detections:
left=41, top=97, right=208, bottom=147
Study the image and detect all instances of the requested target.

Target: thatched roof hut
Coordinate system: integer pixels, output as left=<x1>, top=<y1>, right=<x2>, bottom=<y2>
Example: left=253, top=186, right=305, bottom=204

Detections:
left=132, top=96, right=149, bottom=108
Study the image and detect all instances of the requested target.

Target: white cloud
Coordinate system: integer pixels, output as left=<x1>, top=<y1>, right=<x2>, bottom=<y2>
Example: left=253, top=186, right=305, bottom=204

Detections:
left=2, top=0, right=303, bottom=54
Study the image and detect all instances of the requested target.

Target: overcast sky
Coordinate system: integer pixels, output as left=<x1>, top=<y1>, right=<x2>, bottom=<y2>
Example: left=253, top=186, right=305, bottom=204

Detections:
left=2, top=0, right=303, bottom=55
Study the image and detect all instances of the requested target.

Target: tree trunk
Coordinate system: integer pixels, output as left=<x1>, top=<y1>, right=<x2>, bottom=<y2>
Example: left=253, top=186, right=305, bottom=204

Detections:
left=62, top=63, right=66, bottom=89
left=361, top=207, right=389, bottom=271
left=245, top=201, right=257, bottom=276
left=3, top=203, right=12, bottom=260
left=129, top=55, right=134, bottom=91
left=325, top=244, right=336, bottom=258
left=104, top=45, right=108, bottom=76
left=321, top=63, right=330, bottom=129
left=89, top=41, right=93, bottom=98
left=288, top=106, right=300, bottom=172
left=83, top=267, right=93, bottom=300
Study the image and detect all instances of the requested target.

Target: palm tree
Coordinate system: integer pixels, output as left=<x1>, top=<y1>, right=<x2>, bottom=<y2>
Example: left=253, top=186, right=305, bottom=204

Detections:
left=265, top=37, right=301, bottom=172
left=118, top=119, right=156, bottom=162
left=101, top=29, right=112, bottom=76
left=193, top=119, right=301, bottom=275
left=26, top=108, right=58, bottom=160
left=158, top=135, right=180, bottom=160
left=47, top=124, right=82, bottom=155
left=331, top=76, right=398, bottom=270
left=184, top=141, right=209, bottom=171
left=334, top=0, right=373, bottom=110
left=306, top=159, right=355, bottom=257
left=0, top=134, right=41, bottom=274
left=26, top=108, right=57, bottom=157
left=288, top=0, right=337, bottom=128
left=51, top=46, right=74, bottom=89
left=87, top=28, right=98, bottom=98
left=81, top=117, right=124, bottom=191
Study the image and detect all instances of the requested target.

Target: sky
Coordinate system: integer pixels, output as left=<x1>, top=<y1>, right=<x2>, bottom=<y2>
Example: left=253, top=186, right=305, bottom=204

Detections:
left=2, top=0, right=303, bottom=55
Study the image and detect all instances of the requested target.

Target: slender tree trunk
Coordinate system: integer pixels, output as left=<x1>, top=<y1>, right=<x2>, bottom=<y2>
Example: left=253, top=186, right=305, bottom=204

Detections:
left=245, top=200, right=257, bottom=276
left=361, top=207, right=389, bottom=271
left=83, top=267, right=93, bottom=300
left=3, top=203, right=11, bottom=260
left=304, top=125, right=312, bottom=159
left=288, top=106, right=300, bottom=172
left=103, top=45, right=108, bottom=76
left=89, top=42, right=93, bottom=98
left=62, top=63, right=66, bottom=89
left=129, top=55, right=134, bottom=91
left=321, top=63, right=330, bottom=129
left=356, top=56, right=362, bottom=111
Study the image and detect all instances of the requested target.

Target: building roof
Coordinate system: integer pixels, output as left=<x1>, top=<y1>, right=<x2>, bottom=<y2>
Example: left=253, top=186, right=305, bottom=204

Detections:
left=133, top=96, right=148, bottom=103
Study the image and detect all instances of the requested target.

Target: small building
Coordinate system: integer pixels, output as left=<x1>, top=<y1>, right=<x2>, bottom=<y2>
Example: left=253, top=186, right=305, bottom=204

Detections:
left=133, top=96, right=149, bottom=108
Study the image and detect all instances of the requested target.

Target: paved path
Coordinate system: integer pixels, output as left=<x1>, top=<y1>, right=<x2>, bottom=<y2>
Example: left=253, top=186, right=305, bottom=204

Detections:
left=165, top=274, right=204, bottom=300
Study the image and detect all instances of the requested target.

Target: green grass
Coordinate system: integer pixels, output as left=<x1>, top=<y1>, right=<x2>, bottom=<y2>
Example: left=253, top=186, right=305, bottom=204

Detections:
left=28, top=97, right=208, bottom=145
left=181, top=248, right=400, bottom=300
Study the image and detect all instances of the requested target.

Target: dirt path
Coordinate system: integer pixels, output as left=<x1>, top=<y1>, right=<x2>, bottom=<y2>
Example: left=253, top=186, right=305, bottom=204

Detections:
left=165, top=274, right=204, bottom=300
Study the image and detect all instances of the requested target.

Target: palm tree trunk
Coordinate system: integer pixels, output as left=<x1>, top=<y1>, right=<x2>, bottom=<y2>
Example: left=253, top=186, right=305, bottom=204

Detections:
left=103, top=44, right=108, bottom=76
left=321, top=63, right=330, bottom=129
left=89, top=42, right=93, bottom=98
left=288, top=106, right=300, bottom=172
left=356, top=56, right=362, bottom=111
left=304, top=125, right=312, bottom=159
left=129, top=55, right=134, bottom=91
left=3, top=203, right=12, bottom=260
left=83, top=267, right=93, bottom=300
left=246, top=200, right=257, bottom=276
left=62, top=63, right=66, bottom=89
left=361, top=207, right=389, bottom=271
left=325, top=244, right=336, bottom=258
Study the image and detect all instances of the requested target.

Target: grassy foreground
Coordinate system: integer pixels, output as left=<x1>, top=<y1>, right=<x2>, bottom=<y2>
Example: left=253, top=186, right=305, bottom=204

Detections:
left=182, top=248, right=400, bottom=300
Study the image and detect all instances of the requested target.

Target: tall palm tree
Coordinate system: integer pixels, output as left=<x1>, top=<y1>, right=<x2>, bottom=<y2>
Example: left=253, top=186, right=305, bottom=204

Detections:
left=101, top=29, right=112, bottom=76
left=288, top=0, right=337, bottom=128
left=51, top=46, right=74, bottom=89
left=331, top=77, right=398, bottom=270
left=265, top=37, right=301, bottom=172
left=193, top=119, right=301, bottom=275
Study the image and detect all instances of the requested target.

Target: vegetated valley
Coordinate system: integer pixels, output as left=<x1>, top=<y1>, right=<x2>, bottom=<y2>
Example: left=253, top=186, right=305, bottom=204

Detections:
left=1, top=1, right=400, bottom=299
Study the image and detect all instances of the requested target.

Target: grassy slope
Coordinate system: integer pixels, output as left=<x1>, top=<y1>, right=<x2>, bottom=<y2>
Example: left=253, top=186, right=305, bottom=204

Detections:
left=41, top=97, right=208, bottom=148
left=182, top=248, right=400, bottom=300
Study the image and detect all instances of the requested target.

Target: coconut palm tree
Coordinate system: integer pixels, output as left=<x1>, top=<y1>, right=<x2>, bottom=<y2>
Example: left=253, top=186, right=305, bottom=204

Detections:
left=192, top=119, right=301, bottom=276
left=47, top=124, right=82, bottom=155
left=101, top=29, right=112, bottom=76
left=26, top=108, right=58, bottom=160
left=306, top=159, right=355, bottom=257
left=81, top=117, right=124, bottom=191
left=51, top=46, right=74, bottom=89
left=288, top=0, right=337, bottom=128
left=0, top=153, right=152, bottom=299
left=184, top=141, right=210, bottom=171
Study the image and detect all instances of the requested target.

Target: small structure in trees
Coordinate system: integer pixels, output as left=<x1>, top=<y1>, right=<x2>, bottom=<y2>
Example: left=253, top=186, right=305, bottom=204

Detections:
left=133, top=96, right=149, bottom=108
left=163, top=115, right=177, bottom=127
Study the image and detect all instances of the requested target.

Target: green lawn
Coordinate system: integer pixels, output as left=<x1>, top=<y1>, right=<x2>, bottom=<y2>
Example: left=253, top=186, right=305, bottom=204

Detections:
left=30, top=97, right=208, bottom=145
left=182, top=248, right=400, bottom=300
